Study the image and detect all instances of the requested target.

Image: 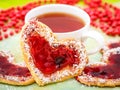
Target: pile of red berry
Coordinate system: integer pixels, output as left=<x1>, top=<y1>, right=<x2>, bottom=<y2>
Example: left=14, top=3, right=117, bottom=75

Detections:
left=0, top=0, right=119, bottom=41
left=84, top=0, right=120, bottom=36
left=0, top=1, right=42, bottom=41
left=57, top=0, right=79, bottom=5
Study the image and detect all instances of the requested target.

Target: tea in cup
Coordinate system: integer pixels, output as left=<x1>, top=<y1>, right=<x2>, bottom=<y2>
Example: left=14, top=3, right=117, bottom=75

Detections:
left=25, top=4, right=104, bottom=54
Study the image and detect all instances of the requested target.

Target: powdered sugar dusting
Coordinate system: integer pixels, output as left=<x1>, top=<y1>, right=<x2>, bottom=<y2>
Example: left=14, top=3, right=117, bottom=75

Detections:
left=0, top=74, right=32, bottom=82
left=102, top=47, right=120, bottom=62
left=0, top=51, right=14, bottom=63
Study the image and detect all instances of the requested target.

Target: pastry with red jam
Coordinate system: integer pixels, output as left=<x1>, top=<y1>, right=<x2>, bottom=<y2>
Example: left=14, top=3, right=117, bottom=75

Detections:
left=101, top=40, right=120, bottom=54
left=0, top=51, right=34, bottom=85
left=21, top=20, right=88, bottom=86
left=76, top=47, right=120, bottom=87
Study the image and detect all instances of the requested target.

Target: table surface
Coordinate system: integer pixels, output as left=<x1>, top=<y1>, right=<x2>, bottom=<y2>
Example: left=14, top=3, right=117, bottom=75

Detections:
left=0, top=0, right=120, bottom=90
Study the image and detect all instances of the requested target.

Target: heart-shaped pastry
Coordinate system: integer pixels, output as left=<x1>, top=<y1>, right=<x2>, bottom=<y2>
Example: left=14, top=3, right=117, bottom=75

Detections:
left=101, top=40, right=120, bottom=53
left=21, top=20, right=88, bottom=86
left=0, top=51, right=34, bottom=85
left=76, top=47, right=120, bottom=87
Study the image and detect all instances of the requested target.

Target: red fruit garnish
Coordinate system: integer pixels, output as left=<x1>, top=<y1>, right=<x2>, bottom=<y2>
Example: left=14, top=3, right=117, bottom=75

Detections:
left=0, top=0, right=41, bottom=41
left=57, top=0, right=79, bottom=5
left=84, top=0, right=120, bottom=36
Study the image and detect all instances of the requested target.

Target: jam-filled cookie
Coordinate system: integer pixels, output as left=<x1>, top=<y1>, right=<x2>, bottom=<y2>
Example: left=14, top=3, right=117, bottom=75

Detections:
left=101, top=40, right=120, bottom=54
left=76, top=47, right=120, bottom=87
left=21, top=20, right=88, bottom=86
left=0, top=51, right=34, bottom=85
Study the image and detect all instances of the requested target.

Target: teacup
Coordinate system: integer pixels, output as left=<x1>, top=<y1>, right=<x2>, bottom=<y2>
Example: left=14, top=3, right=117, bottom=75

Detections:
left=25, top=4, right=104, bottom=55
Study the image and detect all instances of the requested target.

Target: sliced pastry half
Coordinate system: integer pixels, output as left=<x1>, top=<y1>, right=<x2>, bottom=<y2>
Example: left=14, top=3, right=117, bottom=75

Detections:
left=0, top=51, right=34, bottom=85
left=21, top=20, right=88, bottom=86
left=76, top=47, right=120, bottom=87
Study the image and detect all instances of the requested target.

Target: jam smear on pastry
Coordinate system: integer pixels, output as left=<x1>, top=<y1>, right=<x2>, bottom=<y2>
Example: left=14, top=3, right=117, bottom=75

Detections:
left=0, top=54, right=31, bottom=77
left=84, top=52, right=120, bottom=79
left=0, top=51, right=34, bottom=85
left=108, top=41, right=120, bottom=49
left=76, top=47, right=120, bottom=87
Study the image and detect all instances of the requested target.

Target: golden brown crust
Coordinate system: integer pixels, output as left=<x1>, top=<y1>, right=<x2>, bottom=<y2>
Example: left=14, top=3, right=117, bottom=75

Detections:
left=0, top=77, right=34, bottom=86
left=100, top=40, right=120, bottom=54
left=0, top=51, right=34, bottom=86
left=21, top=20, right=88, bottom=86
left=77, top=74, right=120, bottom=87
left=76, top=47, right=120, bottom=87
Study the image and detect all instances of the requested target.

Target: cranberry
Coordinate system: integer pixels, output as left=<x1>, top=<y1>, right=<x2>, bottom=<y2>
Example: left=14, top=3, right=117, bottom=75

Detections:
left=84, top=0, right=120, bottom=36
left=4, top=34, right=8, bottom=38
left=0, top=1, right=41, bottom=41
left=15, top=29, right=19, bottom=33
left=9, top=31, right=14, bottom=36
left=0, top=21, right=4, bottom=26
left=2, top=27, right=7, bottom=32
left=57, top=0, right=79, bottom=5
left=0, top=36, right=3, bottom=41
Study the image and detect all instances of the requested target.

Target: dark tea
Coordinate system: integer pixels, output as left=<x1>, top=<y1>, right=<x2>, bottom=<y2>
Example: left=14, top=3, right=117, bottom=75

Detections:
left=37, top=12, right=85, bottom=33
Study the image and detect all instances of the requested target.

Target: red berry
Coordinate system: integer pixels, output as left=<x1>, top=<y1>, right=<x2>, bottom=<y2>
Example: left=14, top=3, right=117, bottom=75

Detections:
left=0, top=36, right=3, bottom=41
left=4, top=34, right=8, bottom=38
left=2, top=27, right=8, bottom=32
left=0, top=1, right=41, bottom=40
left=11, top=21, right=16, bottom=26
left=100, top=17, right=108, bottom=22
left=91, top=15, right=97, bottom=20
left=14, top=24, right=19, bottom=29
left=58, top=0, right=79, bottom=5
left=16, top=6, right=21, bottom=11
left=0, top=16, right=6, bottom=21
left=7, top=24, right=13, bottom=28
left=50, top=0, right=53, bottom=3
left=0, top=21, right=4, bottom=26
left=84, top=0, right=120, bottom=35
left=9, top=31, right=14, bottom=36
left=15, top=29, right=19, bottom=33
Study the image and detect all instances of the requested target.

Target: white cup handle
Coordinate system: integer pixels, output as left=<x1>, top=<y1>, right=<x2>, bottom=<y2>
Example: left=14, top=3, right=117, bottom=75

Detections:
left=81, top=30, right=104, bottom=55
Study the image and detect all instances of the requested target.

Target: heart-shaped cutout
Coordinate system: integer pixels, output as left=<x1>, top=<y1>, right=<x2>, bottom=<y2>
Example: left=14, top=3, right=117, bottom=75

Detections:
left=76, top=46, right=120, bottom=87
left=0, top=51, right=34, bottom=85
left=21, top=20, right=88, bottom=86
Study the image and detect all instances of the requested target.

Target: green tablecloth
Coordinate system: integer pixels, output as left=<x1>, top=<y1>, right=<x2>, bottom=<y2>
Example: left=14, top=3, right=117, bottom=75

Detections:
left=0, top=0, right=120, bottom=90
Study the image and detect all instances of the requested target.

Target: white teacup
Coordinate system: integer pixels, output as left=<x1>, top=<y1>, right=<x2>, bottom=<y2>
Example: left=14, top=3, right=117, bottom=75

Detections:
left=25, top=4, right=104, bottom=55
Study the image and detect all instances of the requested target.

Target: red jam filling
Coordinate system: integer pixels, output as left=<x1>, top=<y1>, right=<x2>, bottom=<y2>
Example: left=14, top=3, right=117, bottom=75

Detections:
left=108, top=42, right=120, bottom=49
left=0, top=54, right=31, bottom=77
left=84, top=53, right=120, bottom=79
left=28, top=32, right=79, bottom=75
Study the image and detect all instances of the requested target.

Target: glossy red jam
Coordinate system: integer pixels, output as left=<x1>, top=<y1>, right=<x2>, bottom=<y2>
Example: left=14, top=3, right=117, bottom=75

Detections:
left=84, top=53, right=120, bottom=79
left=0, top=54, right=31, bottom=77
left=28, top=32, right=79, bottom=75
left=108, top=42, right=120, bottom=49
